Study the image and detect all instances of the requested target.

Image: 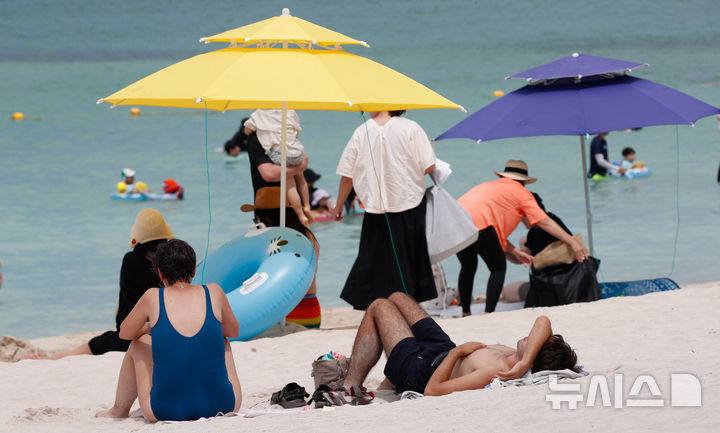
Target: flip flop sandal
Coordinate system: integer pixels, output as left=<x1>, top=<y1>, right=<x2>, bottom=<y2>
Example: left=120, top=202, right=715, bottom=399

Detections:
left=324, top=389, right=353, bottom=406
left=307, top=385, right=333, bottom=408
left=349, top=384, right=375, bottom=405
left=271, top=382, right=310, bottom=408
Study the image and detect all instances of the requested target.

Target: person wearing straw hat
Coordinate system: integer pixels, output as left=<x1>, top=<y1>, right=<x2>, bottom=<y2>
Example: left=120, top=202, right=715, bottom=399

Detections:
left=242, top=187, right=322, bottom=328
left=29, top=208, right=174, bottom=359
left=456, top=160, right=586, bottom=315
left=332, top=110, right=437, bottom=310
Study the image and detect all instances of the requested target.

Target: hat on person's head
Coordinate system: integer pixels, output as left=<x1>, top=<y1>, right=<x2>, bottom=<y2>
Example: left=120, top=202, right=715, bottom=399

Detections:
left=121, top=168, right=136, bottom=178
left=129, top=208, right=174, bottom=248
left=303, top=169, right=321, bottom=184
left=240, top=187, right=301, bottom=212
left=493, top=160, right=537, bottom=185
left=311, top=189, right=331, bottom=207
left=162, top=178, right=180, bottom=194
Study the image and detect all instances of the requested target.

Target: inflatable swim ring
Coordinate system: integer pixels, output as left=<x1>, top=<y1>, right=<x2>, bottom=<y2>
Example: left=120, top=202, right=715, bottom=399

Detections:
left=310, top=211, right=334, bottom=223
left=110, top=192, right=182, bottom=201
left=608, top=167, right=651, bottom=179
left=191, top=224, right=316, bottom=340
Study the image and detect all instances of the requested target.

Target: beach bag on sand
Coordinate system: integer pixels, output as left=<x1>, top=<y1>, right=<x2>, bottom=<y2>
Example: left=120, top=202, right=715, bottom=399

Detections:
left=425, top=184, right=478, bottom=264
left=420, top=263, right=459, bottom=310
left=311, top=355, right=351, bottom=389
left=525, top=257, right=601, bottom=308
left=532, top=234, right=588, bottom=271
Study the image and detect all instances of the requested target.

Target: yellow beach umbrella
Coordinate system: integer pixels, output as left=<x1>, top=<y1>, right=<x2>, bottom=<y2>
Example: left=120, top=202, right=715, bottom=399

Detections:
left=99, top=47, right=461, bottom=112
left=98, top=9, right=463, bottom=226
left=200, top=8, right=369, bottom=48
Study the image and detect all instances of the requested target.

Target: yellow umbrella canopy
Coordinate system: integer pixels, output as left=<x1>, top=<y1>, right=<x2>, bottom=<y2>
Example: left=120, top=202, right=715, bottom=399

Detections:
left=199, top=8, right=368, bottom=47
left=98, top=47, right=462, bottom=112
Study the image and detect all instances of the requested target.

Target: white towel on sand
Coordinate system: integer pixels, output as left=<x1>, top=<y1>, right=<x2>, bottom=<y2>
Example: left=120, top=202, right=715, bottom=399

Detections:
left=489, top=367, right=588, bottom=389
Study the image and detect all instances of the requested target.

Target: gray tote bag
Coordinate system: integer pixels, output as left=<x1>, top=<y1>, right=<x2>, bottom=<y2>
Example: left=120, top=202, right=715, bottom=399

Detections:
left=425, top=184, right=479, bottom=263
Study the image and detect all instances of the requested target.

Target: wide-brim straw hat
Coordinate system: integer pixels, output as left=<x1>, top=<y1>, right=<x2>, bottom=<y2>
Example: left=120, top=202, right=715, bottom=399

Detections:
left=240, top=187, right=301, bottom=212
left=493, top=160, right=537, bottom=185
left=129, top=208, right=174, bottom=248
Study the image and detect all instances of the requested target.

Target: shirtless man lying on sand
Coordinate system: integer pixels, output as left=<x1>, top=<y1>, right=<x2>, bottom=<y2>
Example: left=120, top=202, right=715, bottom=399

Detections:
left=343, top=292, right=577, bottom=396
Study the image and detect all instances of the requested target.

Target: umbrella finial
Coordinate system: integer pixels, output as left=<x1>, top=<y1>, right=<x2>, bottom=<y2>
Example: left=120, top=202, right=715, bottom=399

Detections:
left=282, top=8, right=291, bottom=16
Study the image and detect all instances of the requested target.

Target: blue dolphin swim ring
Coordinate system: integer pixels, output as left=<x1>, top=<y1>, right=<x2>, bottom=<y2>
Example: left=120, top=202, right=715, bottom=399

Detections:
left=191, top=224, right=316, bottom=341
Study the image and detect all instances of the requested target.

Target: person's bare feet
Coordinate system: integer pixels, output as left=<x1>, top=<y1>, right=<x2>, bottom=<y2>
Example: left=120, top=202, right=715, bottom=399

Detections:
left=303, top=206, right=314, bottom=223
left=95, top=405, right=130, bottom=419
left=298, top=214, right=311, bottom=228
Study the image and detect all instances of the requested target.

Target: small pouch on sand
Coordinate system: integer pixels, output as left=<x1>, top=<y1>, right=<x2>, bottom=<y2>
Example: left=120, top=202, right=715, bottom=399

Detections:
left=311, top=355, right=350, bottom=390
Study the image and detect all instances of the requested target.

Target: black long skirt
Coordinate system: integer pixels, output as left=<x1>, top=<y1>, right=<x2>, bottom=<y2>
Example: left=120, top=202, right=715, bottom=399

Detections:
left=340, top=197, right=436, bottom=310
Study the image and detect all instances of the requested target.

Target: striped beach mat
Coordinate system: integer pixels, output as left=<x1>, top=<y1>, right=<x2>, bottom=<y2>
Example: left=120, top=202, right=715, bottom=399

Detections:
left=600, top=278, right=680, bottom=299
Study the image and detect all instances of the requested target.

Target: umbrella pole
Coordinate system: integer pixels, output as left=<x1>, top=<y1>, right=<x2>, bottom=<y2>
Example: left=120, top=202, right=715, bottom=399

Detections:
left=280, top=102, right=287, bottom=228
left=580, top=135, right=594, bottom=256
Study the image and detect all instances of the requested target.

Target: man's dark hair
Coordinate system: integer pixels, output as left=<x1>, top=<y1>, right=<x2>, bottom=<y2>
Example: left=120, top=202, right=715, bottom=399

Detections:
left=531, top=192, right=546, bottom=211
left=622, top=147, right=635, bottom=157
left=389, top=110, right=406, bottom=117
left=531, top=334, right=578, bottom=373
left=151, top=239, right=196, bottom=285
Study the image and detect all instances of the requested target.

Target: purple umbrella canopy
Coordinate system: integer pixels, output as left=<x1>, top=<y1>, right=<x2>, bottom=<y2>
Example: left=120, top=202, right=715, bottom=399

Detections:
left=506, top=53, right=648, bottom=81
left=436, top=74, right=720, bottom=143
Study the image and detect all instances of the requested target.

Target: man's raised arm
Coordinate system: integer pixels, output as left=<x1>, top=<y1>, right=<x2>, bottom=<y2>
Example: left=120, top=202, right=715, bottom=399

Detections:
left=496, top=315, right=553, bottom=381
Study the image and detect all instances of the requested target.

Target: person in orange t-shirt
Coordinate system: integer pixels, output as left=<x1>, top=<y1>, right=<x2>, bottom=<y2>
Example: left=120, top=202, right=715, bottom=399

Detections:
left=456, top=160, right=586, bottom=315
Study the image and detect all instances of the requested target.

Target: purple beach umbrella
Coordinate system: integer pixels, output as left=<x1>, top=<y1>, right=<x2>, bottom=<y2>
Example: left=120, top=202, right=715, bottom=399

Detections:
left=506, top=53, right=648, bottom=81
left=436, top=72, right=720, bottom=255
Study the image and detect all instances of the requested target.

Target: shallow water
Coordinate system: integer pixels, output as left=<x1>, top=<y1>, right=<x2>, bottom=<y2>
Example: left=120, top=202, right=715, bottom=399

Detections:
left=1, top=0, right=719, bottom=338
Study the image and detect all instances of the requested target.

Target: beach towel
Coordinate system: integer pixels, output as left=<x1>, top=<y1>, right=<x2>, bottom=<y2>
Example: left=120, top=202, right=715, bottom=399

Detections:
left=488, top=367, right=588, bottom=390
left=600, top=278, right=680, bottom=298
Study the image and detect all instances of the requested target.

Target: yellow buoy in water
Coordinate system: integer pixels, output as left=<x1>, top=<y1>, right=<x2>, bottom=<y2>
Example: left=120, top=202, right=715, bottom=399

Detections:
left=129, top=107, right=141, bottom=116
left=493, top=90, right=505, bottom=97
left=11, top=112, right=24, bottom=120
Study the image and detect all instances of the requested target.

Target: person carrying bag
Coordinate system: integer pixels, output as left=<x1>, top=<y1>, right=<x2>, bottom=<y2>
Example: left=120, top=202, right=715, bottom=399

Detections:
left=425, top=159, right=479, bottom=263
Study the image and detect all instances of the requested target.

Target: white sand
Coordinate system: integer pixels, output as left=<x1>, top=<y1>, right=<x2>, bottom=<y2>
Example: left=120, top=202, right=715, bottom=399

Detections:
left=1, top=283, right=718, bottom=432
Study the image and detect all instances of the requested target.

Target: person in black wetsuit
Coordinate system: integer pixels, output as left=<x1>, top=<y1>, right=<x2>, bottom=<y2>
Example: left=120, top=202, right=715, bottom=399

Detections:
left=30, top=208, right=173, bottom=359
left=501, top=193, right=572, bottom=302
left=587, top=132, right=626, bottom=177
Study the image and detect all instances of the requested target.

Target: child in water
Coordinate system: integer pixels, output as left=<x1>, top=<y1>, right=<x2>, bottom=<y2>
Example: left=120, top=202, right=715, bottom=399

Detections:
left=620, top=147, right=645, bottom=170
left=244, top=109, right=313, bottom=226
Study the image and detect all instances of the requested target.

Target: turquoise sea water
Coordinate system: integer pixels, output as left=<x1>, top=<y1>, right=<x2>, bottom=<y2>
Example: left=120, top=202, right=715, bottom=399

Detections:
left=1, top=0, right=719, bottom=339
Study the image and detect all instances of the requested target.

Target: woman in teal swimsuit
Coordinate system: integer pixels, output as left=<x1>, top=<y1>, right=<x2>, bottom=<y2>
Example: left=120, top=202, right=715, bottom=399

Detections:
left=97, top=239, right=242, bottom=421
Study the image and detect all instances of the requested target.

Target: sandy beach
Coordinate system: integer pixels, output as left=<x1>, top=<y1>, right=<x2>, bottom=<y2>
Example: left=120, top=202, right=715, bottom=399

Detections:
left=0, top=282, right=716, bottom=432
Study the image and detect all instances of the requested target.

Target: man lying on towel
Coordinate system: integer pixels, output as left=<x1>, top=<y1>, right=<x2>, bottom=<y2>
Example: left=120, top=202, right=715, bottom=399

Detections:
left=343, top=292, right=577, bottom=396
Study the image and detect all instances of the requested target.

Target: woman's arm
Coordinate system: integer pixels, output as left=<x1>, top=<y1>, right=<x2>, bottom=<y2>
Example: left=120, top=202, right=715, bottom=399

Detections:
left=331, top=176, right=354, bottom=220
left=535, top=218, right=586, bottom=262
left=213, top=284, right=239, bottom=339
left=506, top=241, right=533, bottom=266
left=118, top=290, right=153, bottom=340
left=594, top=153, right=627, bottom=174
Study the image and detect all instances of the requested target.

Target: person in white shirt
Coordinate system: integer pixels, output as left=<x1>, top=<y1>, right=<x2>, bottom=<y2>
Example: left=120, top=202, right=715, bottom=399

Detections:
left=332, top=110, right=437, bottom=309
left=244, top=109, right=312, bottom=226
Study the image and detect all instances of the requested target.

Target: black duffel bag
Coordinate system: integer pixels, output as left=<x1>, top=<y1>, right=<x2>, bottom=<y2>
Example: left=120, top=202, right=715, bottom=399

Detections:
left=525, top=257, right=601, bottom=308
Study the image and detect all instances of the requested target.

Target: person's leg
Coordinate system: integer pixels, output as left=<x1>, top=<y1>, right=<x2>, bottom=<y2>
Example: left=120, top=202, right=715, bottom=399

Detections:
left=96, top=335, right=156, bottom=422
left=475, top=227, right=507, bottom=313
left=224, top=338, right=243, bottom=412
left=388, top=292, right=429, bottom=327
left=343, top=298, right=413, bottom=389
left=501, top=281, right=526, bottom=302
left=294, top=170, right=313, bottom=221
left=285, top=175, right=310, bottom=226
left=456, top=239, right=480, bottom=316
